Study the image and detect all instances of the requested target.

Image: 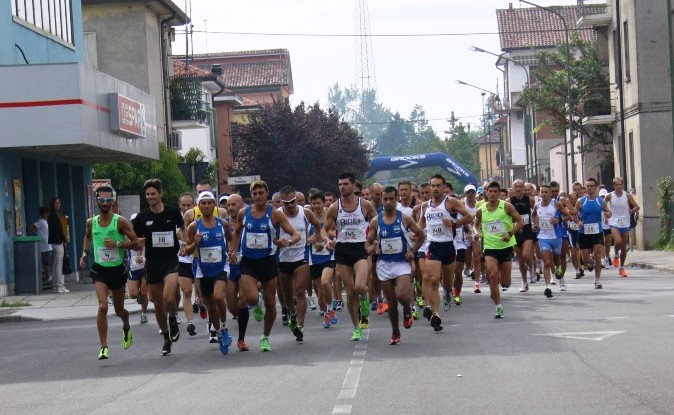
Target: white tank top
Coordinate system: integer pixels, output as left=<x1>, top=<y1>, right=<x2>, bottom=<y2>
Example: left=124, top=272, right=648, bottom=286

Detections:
left=418, top=204, right=430, bottom=253
left=453, top=213, right=467, bottom=250
left=278, top=207, right=308, bottom=262
left=425, top=197, right=454, bottom=242
left=336, top=198, right=368, bottom=243
left=396, top=201, right=414, bottom=216
left=536, top=201, right=558, bottom=240
left=609, top=191, right=630, bottom=228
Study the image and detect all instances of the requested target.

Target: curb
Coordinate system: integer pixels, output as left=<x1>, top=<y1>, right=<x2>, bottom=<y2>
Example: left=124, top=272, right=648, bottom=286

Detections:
left=0, top=314, right=40, bottom=323
left=629, top=262, right=674, bottom=274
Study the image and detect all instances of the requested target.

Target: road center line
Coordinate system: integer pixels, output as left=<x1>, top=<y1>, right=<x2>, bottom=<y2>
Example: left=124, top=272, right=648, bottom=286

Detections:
left=332, top=405, right=352, bottom=414
left=338, top=367, right=363, bottom=399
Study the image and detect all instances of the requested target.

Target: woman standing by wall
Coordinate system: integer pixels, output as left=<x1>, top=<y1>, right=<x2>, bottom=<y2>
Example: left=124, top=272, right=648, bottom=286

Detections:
left=48, top=197, right=69, bottom=293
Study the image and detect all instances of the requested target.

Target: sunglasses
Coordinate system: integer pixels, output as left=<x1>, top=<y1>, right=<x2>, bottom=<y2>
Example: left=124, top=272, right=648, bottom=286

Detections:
left=282, top=197, right=297, bottom=205
left=98, top=197, right=114, bottom=203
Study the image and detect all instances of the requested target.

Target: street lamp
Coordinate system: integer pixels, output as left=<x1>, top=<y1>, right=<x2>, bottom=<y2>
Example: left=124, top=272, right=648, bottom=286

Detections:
left=469, top=46, right=530, bottom=85
left=519, top=0, right=573, bottom=189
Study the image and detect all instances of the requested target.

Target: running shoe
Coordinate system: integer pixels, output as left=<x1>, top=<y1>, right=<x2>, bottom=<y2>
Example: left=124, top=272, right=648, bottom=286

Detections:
left=322, top=315, right=332, bottom=328
left=575, top=271, right=583, bottom=279
left=168, top=316, right=180, bottom=342
left=360, top=295, right=371, bottom=319
left=350, top=327, right=363, bottom=341
left=463, top=268, right=471, bottom=277
left=199, top=303, right=207, bottom=320
left=335, top=300, right=344, bottom=310
left=219, top=328, right=233, bottom=355
left=122, top=328, right=133, bottom=349
left=442, top=291, right=451, bottom=312
left=371, top=301, right=378, bottom=311
left=360, top=315, right=369, bottom=329
left=551, top=279, right=557, bottom=285
left=192, top=303, right=199, bottom=314
left=176, top=316, right=183, bottom=324
left=416, top=296, right=425, bottom=307
left=382, top=302, right=389, bottom=312
left=544, top=287, right=553, bottom=298
left=430, top=313, right=443, bottom=331
left=237, top=339, right=249, bottom=351
left=560, top=281, right=567, bottom=291
left=501, top=285, right=508, bottom=292
left=187, top=321, right=196, bottom=336
left=479, top=275, right=488, bottom=284
left=519, top=284, right=529, bottom=293
left=595, top=281, right=603, bottom=289
left=587, top=265, right=594, bottom=272
left=403, top=310, right=414, bottom=329
left=389, top=331, right=401, bottom=345
left=308, top=296, right=318, bottom=311
left=474, top=282, right=481, bottom=294
left=98, top=346, right=110, bottom=360
left=377, top=302, right=385, bottom=315
left=411, top=307, right=420, bottom=320
left=259, top=336, right=272, bottom=352
left=613, top=257, right=620, bottom=268
left=619, top=268, right=627, bottom=277
left=140, top=313, right=148, bottom=324
left=329, top=309, right=339, bottom=325
left=293, top=326, right=304, bottom=342
left=423, top=306, right=432, bottom=321
left=494, top=305, right=504, bottom=319
left=453, top=295, right=462, bottom=306
left=281, top=311, right=289, bottom=326
left=253, top=302, right=264, bottom=322
left=331, top=299, right=339, bottom=310
left=161, top=339, right=172, bottom=356
left=288, top=313, right=298, bottom=331
left=209, top=330, right=218, bottom=343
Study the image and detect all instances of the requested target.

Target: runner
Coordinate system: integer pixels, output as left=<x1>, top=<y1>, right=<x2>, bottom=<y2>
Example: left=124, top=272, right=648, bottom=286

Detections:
left=573, top=178, right=611, bottom=289
left=462, top=184, right=482, bottom=294
left=132, top=179, right=185, bottom=356
left=474, top=181, right=523, bottom=318
left=368, top=183, right=386, bottom=315
left=566, top=182, right=585, bottom=279
left=127, top=213, right=149, bottom=324
left=417, top=174, right=473, bottom=330
left=507, top=180, right=536, bottom=293
left=366, top=186, right=426, bottom=344
left=603, top=177, right=640, bottom=277
left=397, top=180, right=422, bottom=309
left=177, top=192, right=197, bottom=336
left=79, top=185, right=144, bottom=359
left=324, top=173, right=377, bottom=341
left=183, top=191, right=233, bottom=355
left=228, top=180, right=301, bottom=352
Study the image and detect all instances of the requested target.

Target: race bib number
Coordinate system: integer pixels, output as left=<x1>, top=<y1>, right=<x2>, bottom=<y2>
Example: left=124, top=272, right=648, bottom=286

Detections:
left=312, top=243, right=330, bottom=256
left=245, top=232, right=268, bottom=249
left=612, top=216, right=628, bottom=228
left=429, top=225, right=446, bottom=237
left=380, top=237, right=403, bottom=255
left=486, top=220, right=505, bottom=235
left=568, top=222, right=579, bottom=231
left=152, top=231, right=174, bottom=248
left=584, top=223, right=600, bottom=234
left=539, top=218, right=553, bottom=230
left=520, top=214, right=530, bottom=225
left=455, top=227, right=464, bottom=240
left=199, top=246, right=222, bottom=263
left=342, top=228, right=364, bottom=241
left=98, top=247, right=120, bottom=263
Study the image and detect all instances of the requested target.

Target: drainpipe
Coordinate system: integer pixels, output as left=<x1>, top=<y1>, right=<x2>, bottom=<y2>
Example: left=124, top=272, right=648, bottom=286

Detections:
left=160, top=12, right=177, bottom=144
left=615, top=0, right=628, bottom=188
left=668, top=0, right=674, bottom=175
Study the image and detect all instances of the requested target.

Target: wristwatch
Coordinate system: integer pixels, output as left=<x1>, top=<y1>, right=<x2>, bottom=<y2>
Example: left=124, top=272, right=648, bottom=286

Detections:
left=116, top=241, right=122, bottom=248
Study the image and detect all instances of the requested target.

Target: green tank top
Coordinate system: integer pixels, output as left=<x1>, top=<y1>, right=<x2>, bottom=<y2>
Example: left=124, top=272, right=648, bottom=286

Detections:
left=480, top=200, right=516, bottom=250
left=93, top=214, right=125, bottom=267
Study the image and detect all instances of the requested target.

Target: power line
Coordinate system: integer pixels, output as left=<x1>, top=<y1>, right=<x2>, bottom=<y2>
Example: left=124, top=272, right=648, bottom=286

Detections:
left=173, top=28, right=575, bottom=37
left=350, top=114, right=484, bottom=125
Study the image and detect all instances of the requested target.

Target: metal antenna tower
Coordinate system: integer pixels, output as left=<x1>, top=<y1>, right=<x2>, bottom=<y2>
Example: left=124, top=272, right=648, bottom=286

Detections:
left=355, top=0, right=377, bottom=114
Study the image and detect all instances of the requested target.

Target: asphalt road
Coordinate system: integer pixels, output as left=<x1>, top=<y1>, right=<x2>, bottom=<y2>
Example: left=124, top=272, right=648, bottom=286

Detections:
left=1, top=267, right=673, bottom=415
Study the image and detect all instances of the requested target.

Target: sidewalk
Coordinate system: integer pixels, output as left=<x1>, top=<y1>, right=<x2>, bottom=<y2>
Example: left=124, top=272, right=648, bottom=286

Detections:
left=1, top=249, right=672, bottom=323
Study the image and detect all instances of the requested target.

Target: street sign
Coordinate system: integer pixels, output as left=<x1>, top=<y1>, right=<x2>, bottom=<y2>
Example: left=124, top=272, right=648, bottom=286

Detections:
left=227, top=175, right=261, bottom=185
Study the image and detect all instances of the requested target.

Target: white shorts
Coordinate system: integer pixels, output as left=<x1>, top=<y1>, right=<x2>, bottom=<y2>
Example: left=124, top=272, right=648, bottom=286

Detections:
left=376, top=260, right=411, bottom=282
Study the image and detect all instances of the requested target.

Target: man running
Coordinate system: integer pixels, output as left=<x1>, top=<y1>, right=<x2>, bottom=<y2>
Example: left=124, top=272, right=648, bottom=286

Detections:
left=474, top=181, right=523, bottom=318
left=507, top=180, right=536, bottom=293
left=603, top=177, right=640, bottom=277
left=228, top=180, right=300, bottom=352
left=184, top=191, right=233, bottom=355
left=177, top=192, right=197, bottom=336
left=132, top=179, right=185, bottom=356
left=324, top=173, right=377, bottom=341
left=308, top=191, right=338, bottom=328
left=366, top=186, right=426, bottom=344
left=417, top=174, right=473, bottom=330
left=574, top=178, right=611, bottom=289
left=80, top=185, right=143, bottom=359
left=462, top=184, right=482, bottom=294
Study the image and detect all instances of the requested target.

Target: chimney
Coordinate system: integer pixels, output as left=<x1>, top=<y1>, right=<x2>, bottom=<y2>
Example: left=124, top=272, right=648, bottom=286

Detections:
left=211, top=64, right=223, bottom=76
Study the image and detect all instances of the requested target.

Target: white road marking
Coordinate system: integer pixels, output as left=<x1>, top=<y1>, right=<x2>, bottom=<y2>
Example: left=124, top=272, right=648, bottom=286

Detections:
left=332, top=405, right=352, bottom=414
left=535, top=330, right=626, bottom=341
left=354, top=344, right=367, bottom=350
left=350, top=359, right=364, bottom=365
left=352, top=350, right=366, bottom=357
left=338, top=367, right=363, bottom=399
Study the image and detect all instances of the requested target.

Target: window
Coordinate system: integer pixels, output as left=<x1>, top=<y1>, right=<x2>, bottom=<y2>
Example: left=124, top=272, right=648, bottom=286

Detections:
left=13, top=0, right=73, bottom=45
left=623, top=21, right=631, bottom=83
left=613, top=29, right=620, bottom=87
left=628, top=131, right=635, bottom=188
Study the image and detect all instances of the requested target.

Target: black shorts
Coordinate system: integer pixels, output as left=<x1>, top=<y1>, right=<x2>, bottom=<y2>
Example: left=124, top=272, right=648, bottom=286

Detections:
left=91, top=263, right=128, bottom=291
left=240, top=255, right=278, bottom=283
left=145, top=257, right=180, bottom=285
left=334, top=242, right=368, bottom=266
left=603, top=229, right=612, bottom=237
left=278, top=259, right=308, bottom=275
left=426, top=241, right=455, bottom=265
left=630, top=214, right=637, bottom=229
left=515, top=228, right=536, bottom=246
left=567, top=229, right=580, bottom=248
left=128, top=268, right=145, bottom=281
left=198, top=272, right=228, bottom=297
left=455, top=248, right=466, bottom=263
left=578, top=233, right=604, bottom=250
left=178, top=262, right=194, bottom=279
left=484, top=247, right=513, bottom=264
left=310, top=261, right=335, bottom=280
left=41, top=251, right=53, bottom=271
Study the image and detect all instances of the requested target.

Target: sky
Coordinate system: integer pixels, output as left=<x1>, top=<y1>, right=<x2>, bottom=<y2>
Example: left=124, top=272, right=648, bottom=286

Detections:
left=172, top=0, right=589, bottom=136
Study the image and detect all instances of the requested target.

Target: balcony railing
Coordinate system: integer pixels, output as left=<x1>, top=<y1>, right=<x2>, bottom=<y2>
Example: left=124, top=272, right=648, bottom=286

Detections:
left=170, top=76, right=212, bottom=128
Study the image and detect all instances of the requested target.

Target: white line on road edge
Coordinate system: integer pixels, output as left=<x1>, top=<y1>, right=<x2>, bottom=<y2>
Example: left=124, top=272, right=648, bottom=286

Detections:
left=338, top=367, right=363, bottom=399
left=332, top=405, right=352, bottom=414
left=535, top=331, right=626, bottom=341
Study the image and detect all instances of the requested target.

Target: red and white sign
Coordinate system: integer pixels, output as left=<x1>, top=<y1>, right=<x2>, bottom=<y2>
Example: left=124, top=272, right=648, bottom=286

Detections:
left=109, top=93, right=146, bottom=138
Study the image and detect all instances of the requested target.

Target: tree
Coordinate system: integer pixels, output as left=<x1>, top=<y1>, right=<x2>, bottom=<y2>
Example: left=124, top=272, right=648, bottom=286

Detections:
left=445, top=123, right=481, bottom=183
left=178, top=147, right=218, bottom=186
left=232, top=99, right=370, bottom=194
left=94, top=143, right=191, bottom=209
left=521, top=34, right=613, bottom=166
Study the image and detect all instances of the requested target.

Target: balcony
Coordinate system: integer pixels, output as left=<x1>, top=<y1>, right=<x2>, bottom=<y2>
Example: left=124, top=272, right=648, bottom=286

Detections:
left=170, top=76, right=212, bottom=129
left=582, top=85, right=615, bottom=125
left=577, top=1, right=611, bottom=28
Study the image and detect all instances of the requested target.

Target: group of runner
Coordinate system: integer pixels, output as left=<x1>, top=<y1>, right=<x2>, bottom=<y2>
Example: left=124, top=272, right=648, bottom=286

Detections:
left=80, top=173, right=639, bottom=360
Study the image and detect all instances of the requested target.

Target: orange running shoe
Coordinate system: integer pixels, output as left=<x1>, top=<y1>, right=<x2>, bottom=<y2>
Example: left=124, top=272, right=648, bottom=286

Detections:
left=619, top=268, right=627, bottom=277
left=382, top=302, right=389, bottom=312
left=389, top=331, right=401, bottom=345
left=613, top=257, right=620, bottom=268
left=237, top=339, right=249, bottom=351
left=377, top=302, right=384, bottom=315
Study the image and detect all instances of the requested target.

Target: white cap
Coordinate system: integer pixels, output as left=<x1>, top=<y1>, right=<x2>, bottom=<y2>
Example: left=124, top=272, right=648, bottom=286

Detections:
left=219, top=194, right=229, bottom=204
left=197, top=191, right=216, bottom=203
left=464, top=184, right=477, bottom=193
left=599, top=189, right=609, bottom=197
